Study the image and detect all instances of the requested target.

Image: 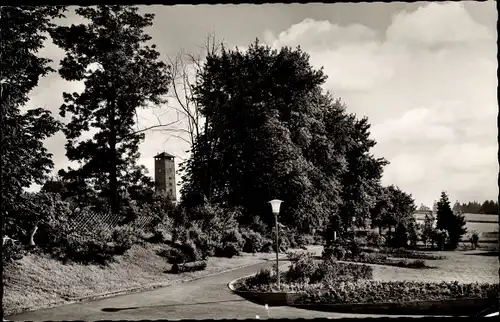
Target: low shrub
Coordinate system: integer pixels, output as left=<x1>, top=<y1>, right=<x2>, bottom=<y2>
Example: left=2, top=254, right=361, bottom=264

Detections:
left=313, top=234, right=325, bottom=245
left=387, top=248, right=446, bottom=260
left=112, top=224, right=139, bottom=253
left=297, top=234, right=316, bottom=247
left=300, top=281, right=500, bottom=304
left=316, top=258, right=373, bottom=284
left=402, top=259, right=427, bottom=269
left=221, top=229, right=245, bottom=249
left=186, top=224, right=218, bottom=259
left=215, top=242, right=241, bottom=258
left=241, top=229, right=265, bottom=253
left=159, top=247, right=183, bottom=264
left=170, top=260, right=207, bottom=274
left=260, top=240, right=274, bottom=253
left=149, top=226, right=169, bottom=243
left=283, top=252, right=373, bottom=285
left=245, top=267, right=276, bottom=286
left=287, top=230, right=300, bottom=249
left=2, top=239, right=26, bottom=263
left=367, top=232, right=386, bottom=248
left=159, top=240, right=202, bottom=264
left=58, top=225, right=117, bottom=265
left=322, top=245, right=348, bottom=261
left=285, top=252, right=321, bottom=283
left=180, top=240, right=202, bottom=262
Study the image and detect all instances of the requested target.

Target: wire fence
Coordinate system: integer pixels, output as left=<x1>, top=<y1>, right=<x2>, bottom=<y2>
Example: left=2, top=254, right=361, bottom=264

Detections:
left=67, top=210, right=162, bottom=233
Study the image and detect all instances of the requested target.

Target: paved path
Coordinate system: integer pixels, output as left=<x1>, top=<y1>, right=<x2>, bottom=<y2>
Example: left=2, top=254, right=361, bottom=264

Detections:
left=6, top=261, right=424, bottom=321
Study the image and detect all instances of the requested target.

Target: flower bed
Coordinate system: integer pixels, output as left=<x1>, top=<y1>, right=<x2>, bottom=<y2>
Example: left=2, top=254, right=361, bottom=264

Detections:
left=233, top=252, right=499, bottom=308
left=299, top=281, right=499, bottom=304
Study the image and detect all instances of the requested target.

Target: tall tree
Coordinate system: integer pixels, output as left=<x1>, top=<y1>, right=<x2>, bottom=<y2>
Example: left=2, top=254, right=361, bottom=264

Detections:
left=181, top=40, right=386, bottom=233
left=381, top=185, right=416, bottom=241
left=50, top=5, right=171, bottom=216
left=436, top=192, right=453, bottom=231
left=436, top=191, right=467, bottom=249
left=1, top=6, right=66, bottom=239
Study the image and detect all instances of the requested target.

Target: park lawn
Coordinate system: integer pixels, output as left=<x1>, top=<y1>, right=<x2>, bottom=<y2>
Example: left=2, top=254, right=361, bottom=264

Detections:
left=372, top=249, right=499, bottom=284
left=303, top=246, right=499, bottom=284
left=3, top=243, right=290, bottom=316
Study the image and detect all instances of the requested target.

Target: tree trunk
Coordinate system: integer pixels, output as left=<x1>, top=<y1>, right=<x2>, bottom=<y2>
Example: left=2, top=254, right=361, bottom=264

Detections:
left=108, top=88, right=119, bottom=216
left=29, top=223, right=39, bottom=246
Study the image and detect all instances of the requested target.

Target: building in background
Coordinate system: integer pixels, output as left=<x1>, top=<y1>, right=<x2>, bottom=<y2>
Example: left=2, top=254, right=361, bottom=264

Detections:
left=154, top=152, right=177, bottom=201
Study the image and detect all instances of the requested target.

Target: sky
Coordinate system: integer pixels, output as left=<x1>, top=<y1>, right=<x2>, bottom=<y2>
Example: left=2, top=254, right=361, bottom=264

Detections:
left=27, top=2, right=498, bottom=207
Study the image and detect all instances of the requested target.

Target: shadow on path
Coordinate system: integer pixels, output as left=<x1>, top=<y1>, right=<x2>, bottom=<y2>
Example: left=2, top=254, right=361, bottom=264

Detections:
left=101, top=299, right=248, bottom=312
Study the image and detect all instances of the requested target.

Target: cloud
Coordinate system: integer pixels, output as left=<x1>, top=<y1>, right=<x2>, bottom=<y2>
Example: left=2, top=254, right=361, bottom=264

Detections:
left=386, top=2, right=494, bottom=47
left=266, top=18, right=378, bottom=50
left=264, top=2, right=497, bottom=206
left=266, top=19, right=394, bottom=91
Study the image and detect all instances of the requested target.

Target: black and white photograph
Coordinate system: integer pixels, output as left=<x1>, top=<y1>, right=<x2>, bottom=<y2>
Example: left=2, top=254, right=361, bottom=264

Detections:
left=1, top=2, right=498, bottom=320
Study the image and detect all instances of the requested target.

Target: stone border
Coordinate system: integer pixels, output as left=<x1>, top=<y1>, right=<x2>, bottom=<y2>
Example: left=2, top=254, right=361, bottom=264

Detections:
left=229, top=275, right=498, bottom=316
left=291, top=298, right=498, bottom=316
left=228, top=274, right=301, bottom=307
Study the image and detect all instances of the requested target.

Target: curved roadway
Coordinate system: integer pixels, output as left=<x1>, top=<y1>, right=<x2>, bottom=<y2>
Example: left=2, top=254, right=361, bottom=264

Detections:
left=6, top=261, right=424, bottom=320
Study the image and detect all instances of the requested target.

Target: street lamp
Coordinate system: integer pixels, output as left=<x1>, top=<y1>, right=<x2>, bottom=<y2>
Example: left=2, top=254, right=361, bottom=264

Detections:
left=268, top=199, right=283, bottom=290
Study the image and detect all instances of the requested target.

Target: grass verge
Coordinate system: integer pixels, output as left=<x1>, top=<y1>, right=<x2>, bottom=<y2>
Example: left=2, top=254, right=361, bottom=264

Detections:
left=3, top=243, right=286, bottom=315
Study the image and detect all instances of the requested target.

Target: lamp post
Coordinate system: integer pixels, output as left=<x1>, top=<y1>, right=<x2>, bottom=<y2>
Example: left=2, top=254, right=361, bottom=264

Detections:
left=352, top=216, right=356, bottom=239
left=268, top=199, right=283, bottom=290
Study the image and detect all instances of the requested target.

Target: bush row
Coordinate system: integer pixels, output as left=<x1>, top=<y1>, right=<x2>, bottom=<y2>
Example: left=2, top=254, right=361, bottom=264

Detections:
left=361, top=247, right=446, bottom=260
left=323, top=244, right=432, bottom=269
left=299, top=281, right=500, bottom=304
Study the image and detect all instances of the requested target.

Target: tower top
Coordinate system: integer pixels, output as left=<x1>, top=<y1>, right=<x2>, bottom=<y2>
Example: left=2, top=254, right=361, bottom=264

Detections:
left=154, top=151, right=175, bottom=160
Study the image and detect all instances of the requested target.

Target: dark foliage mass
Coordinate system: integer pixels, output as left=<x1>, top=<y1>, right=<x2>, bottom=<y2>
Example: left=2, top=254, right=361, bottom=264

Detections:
left=180, top=40, right=390, bottom=235
left=1, top=6, right=66, bottom=243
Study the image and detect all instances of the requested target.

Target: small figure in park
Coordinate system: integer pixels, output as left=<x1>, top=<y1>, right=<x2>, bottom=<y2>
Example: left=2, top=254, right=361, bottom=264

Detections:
left=470, top=232, right=479, bottom=250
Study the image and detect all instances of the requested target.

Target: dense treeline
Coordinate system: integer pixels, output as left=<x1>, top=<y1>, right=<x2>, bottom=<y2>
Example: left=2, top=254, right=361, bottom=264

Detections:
left=452, top=200, right=498, bottom=215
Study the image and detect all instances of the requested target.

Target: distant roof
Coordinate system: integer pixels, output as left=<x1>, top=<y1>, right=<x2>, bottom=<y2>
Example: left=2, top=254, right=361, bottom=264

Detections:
left=154, top=152, right=175, bottom=159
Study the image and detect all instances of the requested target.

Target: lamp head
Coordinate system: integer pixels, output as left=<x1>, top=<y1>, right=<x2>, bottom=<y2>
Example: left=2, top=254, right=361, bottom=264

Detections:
left=268, top=199, right=283, bottom=215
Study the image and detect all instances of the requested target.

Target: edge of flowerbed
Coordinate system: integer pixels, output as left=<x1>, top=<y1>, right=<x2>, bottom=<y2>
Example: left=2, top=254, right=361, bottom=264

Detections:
left=228, top=275, right=499, bottom=316
left=228, top=272, right=302, bottom=307
left=291, top=298, right=498, bottom=316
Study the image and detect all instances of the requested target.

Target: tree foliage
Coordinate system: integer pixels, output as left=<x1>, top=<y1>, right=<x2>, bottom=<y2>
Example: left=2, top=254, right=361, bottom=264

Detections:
left=49, top=5, right=171, bottom=216
left=452, top=200, right=499, bottom=214
left=436, top=191, right=467, bottom=249
left=370, top=185, right=416, bottom=234
left=180, top=40, right=387, bottom=233
left=1, top=6, right=66, bottom=239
